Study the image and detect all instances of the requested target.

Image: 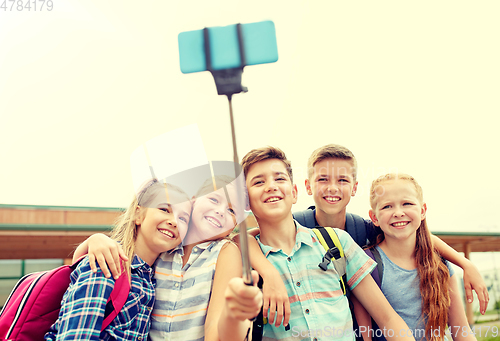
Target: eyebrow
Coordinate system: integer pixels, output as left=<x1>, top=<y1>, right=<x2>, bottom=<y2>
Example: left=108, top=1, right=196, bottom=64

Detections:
left=274, top=171, right=288, bottom=177
left=249, top=174, right=265, bottom=183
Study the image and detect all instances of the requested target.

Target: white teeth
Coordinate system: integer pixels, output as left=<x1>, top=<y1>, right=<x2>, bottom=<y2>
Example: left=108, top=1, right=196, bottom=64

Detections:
left=392, top=222, right=409, bottom=227
left=159, top=229, right=174, bottom=238
left=265, top=197, right=281, bottom=203
left=324, top=197, right=340, bottom=202
left=206, top=216, right=222, bottom=228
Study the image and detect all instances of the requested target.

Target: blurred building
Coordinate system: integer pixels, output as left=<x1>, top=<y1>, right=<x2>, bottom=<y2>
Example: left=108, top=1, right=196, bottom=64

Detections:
left=1, top=203, right=499, bottom=325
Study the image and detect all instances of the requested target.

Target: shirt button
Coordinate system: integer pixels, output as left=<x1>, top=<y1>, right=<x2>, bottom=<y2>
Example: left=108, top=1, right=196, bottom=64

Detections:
left=175, top=283, right=179, bottom=287
left=138, top=337, right=142, bottom=340
left=305, top=309, right=309, bottom=314
left=313, top=338, right=318, bottom=341
left=194, top=247, right=198, bottom=252
left=296, top=282, right=301, bottom=287
left=287, top=257, right=291, bottom=262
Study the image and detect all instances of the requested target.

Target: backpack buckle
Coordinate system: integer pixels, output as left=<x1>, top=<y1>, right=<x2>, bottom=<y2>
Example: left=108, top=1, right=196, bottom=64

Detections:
left=318, top=247, right=340, bottom=271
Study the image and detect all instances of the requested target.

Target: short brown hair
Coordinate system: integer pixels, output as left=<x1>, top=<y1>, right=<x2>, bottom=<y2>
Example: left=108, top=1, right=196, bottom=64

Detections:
left=307, top=144, right=357, bottom=181
left=241, top=146, right=293, bottom=183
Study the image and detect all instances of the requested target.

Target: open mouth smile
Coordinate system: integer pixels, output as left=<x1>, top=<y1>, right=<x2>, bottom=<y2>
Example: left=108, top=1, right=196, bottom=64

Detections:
left=158, top=228, right=176, bottom=238
left=391, top=221, right=410, bottom=228
left=323, top=196, right=341, bottom=203
left=205, top=216, right=222, bottom=228
left=264, top=196, right=282, bottom=203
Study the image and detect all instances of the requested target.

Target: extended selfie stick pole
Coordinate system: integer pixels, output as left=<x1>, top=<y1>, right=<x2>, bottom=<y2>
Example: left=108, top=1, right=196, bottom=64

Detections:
left=204, top=25, right=253, bottom=286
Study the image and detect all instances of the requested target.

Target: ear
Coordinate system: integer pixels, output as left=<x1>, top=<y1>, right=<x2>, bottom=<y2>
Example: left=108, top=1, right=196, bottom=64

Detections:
left=305, top=179, right=312, bottom=196
left=421, top=203, right=427, bottom=221
left=351, top=181, right=358, bottom=197
left=292, top=184, right=298, bottom=204
left=135, top=206, right=144, bottom=226
left=369, top=209, right=380, bottom=226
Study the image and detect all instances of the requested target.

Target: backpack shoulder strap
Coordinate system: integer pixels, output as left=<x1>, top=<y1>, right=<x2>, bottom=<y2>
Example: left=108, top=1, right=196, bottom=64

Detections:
left=293, top=206, right=317, bottom=228
left=312, top=227, right=347, bottom=295
left=312, top=227, right=343, bottom=256
left=364, top=247, right=383, bottom=288
left=102, top=264, right=131, bottom=330
left=345, top=213, right=367, bottom=247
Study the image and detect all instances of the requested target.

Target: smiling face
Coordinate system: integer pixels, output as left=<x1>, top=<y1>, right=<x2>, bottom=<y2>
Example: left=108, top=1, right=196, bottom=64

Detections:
left=245, top=158, right=297, bottom=223
left=186, top=183, right=240, bottom=244
left=134, top=189, right=192, bottom=265
left=369, top=179, right=426, bottom=243
left=305, top=158, right=357, bottom=217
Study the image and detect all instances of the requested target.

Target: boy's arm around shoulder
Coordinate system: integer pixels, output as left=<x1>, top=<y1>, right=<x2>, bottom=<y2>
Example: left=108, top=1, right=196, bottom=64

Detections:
left=73, top=233, right=128, bottom=280
left=432, top=235, right=489, bottom=314
left=205, top=242, right=262, bottom=341
left=447, top=274, right=477, bottom=341
left=234, top=228, right=291, bottom=328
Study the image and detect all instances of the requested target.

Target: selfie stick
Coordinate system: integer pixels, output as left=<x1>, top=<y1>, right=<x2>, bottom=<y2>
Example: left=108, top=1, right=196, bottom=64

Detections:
left=203, top=24, right=253, bottom=286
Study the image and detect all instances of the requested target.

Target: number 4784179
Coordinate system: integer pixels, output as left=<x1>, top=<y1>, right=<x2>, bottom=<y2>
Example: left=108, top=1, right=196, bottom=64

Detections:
left=1, top=0, right=54, bottom=11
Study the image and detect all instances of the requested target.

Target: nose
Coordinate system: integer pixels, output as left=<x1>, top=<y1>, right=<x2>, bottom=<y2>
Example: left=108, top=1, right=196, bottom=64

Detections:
left=214, top=205, right=225, bottom=217
left=167, top=217, right=178, bottom=228
left=265, top=181, right=278, bottom=192
left=393, top=206, right=405, bottom=217
left=326, top=182, right=338, bottom=194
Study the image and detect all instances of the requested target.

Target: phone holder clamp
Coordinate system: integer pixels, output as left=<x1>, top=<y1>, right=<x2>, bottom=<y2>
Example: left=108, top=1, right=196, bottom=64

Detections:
left=204, top=24, right=248, bottom=98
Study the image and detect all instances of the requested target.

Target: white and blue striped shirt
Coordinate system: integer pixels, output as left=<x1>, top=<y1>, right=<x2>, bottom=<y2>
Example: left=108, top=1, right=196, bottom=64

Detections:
left=149, top=239, right=230, bottom=341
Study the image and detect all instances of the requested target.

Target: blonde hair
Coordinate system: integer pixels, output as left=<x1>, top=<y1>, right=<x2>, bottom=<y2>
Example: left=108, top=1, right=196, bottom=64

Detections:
left=369, top=173, right=450, bottom=341
left=241, top=146, right=293, bottom=183
left=307, top=144, right=357, bottom=181
left=110, top=180, right=189, bottom=275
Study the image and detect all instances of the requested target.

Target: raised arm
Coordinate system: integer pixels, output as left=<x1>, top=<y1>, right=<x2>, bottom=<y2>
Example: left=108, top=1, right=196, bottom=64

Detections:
left=73, top=233, right=128, bottom=279
left=234, top=228, right=290, bottom=327
left=352, top=275, right=415, bottom=341
left=205, top=242, right=262, bottom=341
left=432, top=235, right=489, bottom=314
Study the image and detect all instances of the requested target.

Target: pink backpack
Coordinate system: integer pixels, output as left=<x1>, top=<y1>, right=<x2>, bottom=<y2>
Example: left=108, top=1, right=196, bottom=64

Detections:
left=0, top=257, right=130, bottom=341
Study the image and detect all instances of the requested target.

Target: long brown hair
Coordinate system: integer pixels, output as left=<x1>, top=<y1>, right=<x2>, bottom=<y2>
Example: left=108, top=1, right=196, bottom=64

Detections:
left=369, top=173, right=450, bottom=341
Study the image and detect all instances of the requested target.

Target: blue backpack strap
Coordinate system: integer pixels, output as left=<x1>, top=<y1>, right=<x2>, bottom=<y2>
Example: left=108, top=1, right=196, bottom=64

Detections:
left=364, top=248, right=383, bottom=288
left=293, top=206, right=317, bottom=228
left=345, top=213, right=367, bottom=247
left=364, top=247, right=385, bottom=341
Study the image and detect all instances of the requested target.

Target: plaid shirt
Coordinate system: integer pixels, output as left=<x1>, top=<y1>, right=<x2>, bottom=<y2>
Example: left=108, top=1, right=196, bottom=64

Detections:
left=45, top=255, right=156, bottom=341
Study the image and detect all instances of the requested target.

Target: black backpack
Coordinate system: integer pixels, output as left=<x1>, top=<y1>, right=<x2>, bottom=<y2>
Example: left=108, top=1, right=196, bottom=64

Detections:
left=293, top=206, right=369, bottom=247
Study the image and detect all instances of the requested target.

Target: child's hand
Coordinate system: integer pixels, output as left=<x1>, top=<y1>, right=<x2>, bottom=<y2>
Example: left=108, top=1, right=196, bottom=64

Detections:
left=463, top=261, right=489, bottom=314
left=224, top=270, right=263, bottom=321
left=262, top=267, right=290, bottom=327
left=87, top=233, right=128, bottom=279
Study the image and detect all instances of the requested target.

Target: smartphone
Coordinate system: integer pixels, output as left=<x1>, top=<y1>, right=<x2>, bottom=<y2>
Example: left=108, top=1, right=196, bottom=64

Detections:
left=178, top=20, right=278, bottom=74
